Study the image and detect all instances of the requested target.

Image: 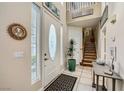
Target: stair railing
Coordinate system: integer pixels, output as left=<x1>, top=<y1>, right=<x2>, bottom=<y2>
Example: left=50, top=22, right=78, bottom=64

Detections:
left=66, top=2, right=97, bottom=19
left=81, top=30, right=86, bottom=65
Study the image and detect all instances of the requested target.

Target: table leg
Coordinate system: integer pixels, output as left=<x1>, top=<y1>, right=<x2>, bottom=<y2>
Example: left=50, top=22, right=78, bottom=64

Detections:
left=102, top=77, right=104, bottom=90
left=103, top=77, right=105, bottom=86
left=112, top=79, right=116, bottom=91
left=96, top=75, right=99, bottom=91
left=102, top=77, right=106, bottom=90
left=92, top=71, right=96, bottom=88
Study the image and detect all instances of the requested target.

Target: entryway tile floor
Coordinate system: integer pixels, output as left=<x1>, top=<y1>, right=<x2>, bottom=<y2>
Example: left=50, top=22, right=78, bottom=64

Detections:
left=63, top=65, right=102, bottom=91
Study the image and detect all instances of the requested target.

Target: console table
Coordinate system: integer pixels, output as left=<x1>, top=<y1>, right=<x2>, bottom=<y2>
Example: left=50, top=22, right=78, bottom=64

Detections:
left=92, top=62, right=122, bottom=91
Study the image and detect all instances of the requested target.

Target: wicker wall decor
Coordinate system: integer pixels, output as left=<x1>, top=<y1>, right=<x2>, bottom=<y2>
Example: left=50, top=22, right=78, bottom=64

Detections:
left=8, top=23, right=27, bottom=40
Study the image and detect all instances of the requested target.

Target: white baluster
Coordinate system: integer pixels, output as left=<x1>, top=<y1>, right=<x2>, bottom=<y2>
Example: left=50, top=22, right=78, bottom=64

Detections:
left=79, top=2, right=80, bottom=8
left=85, top=2, right=87, bottom=8
left=81, top=2, right=83, bottom=9
left=67, top=3, right=68, bottom=11
left=86, top=2, right=88, bottom=8
left=71, top=3, right=73, bottom=11
left=68, top=3, right=70, bottom=11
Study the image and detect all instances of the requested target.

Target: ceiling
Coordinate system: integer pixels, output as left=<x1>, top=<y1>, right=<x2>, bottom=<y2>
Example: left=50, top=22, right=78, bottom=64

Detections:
left=68, top=17, right=101, bottom=28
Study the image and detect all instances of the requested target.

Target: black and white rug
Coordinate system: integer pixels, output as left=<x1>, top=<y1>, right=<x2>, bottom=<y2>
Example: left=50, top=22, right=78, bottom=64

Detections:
left=45, top=74, right=77, bottom=91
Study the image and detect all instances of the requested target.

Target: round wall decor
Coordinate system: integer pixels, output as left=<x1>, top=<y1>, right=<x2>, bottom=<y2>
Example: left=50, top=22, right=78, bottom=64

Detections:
left=8, top=23, right=27, bottom=40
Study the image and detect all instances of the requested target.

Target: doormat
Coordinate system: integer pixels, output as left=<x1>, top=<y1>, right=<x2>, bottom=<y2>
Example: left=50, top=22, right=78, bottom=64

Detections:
left=44, top=74, right=77, bottom=91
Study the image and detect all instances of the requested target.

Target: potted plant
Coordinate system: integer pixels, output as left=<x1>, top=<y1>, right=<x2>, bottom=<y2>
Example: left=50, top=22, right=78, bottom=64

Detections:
left=67, top=39, right=76, bottom=71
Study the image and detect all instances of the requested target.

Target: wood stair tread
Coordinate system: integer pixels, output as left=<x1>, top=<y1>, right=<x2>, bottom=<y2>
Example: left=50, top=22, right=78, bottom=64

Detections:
left=83, top=58, right=96, bottom=61
left=84, top=55, right=96, bottom=57
left=84, top=53, right=96, bottom=56
left=85, top=46, right=95, bottom=47
left=85, top=48, right=95, bottom=50
left=85, top=50, right=96, bottom=51
left=84, top=52, right=96, bottom=53
left=82, top=63, right=93, bottom=67
left=83, top=62, right=92, bottom=64
left=84, top=56, right=96, bottom=59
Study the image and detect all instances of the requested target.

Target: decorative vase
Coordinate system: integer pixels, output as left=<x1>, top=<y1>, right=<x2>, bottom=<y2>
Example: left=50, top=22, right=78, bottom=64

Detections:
left=68, top=59, right=76, bottom=71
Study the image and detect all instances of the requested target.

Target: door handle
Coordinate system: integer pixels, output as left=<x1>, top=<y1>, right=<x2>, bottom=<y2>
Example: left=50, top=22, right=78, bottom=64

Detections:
left=44, top=58, right=49, bottom=61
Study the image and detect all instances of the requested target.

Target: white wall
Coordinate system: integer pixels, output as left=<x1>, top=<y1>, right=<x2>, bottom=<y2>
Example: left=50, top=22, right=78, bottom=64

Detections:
left=94, top=23, right=100, bottom=58
left=107, top=2, right=124, bottom=90
left=0, top=2, right=67, bottom=90
left=59, top=3, right=68, bottom=70
left=96, top=2, right=124, bottom=90
left=0, top=3, right=33, bottom=90
left=68, top=26, right=82, bottom=64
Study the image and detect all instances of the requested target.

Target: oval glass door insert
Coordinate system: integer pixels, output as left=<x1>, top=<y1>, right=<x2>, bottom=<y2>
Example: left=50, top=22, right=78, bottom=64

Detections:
left=49, top=24, right=57, bottom=61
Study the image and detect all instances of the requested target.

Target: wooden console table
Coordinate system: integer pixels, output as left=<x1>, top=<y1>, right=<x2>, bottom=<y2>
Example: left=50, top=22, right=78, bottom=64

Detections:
left=92, top=62, right=122, bottom=91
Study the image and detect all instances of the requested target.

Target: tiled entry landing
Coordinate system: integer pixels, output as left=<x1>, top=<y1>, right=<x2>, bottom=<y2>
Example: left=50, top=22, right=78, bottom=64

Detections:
left=63, top=65, right=95, bottom=91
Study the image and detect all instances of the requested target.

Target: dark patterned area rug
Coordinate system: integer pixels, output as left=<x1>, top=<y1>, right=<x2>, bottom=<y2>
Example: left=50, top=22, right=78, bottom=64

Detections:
left=44, top=74, right=77, bottom=91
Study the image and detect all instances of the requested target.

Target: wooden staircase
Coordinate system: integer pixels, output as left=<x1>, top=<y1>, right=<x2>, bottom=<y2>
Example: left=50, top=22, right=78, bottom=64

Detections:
left=80, top=41, right=96, bottom=67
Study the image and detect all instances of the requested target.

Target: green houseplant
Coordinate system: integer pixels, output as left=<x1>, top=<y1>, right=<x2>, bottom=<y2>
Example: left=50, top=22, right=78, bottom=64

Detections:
left=67, top=39, right=76, bottom=71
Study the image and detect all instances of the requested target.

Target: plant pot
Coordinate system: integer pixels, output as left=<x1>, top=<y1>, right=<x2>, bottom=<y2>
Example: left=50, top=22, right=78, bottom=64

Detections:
left=68, top=59, right=76, bottom=71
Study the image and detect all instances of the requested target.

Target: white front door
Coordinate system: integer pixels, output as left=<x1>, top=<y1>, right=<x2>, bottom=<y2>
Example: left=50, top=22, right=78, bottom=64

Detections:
left=42, top=11, right=61, bottom=87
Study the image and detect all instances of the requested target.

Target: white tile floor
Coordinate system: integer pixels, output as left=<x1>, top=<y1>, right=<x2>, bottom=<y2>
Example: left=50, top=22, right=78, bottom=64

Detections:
left=63, top=65, right=96, bottom=91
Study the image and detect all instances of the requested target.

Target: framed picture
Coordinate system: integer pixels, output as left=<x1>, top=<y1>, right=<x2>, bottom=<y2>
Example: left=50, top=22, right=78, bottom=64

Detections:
left=43, top=2, right=60, bottom=20
left=100, top=5, right=108, bottom=28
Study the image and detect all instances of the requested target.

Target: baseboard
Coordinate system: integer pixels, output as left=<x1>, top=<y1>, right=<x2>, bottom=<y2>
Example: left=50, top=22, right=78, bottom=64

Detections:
left=60, top=68, right=65, bottom=74
left=41, top=68, right=66, bottom=91
left=38, top=87, right=44, bottom=91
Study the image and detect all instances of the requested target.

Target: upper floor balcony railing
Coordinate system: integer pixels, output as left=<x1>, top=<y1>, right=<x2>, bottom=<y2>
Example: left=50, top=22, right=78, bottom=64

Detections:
left=66, top=2, right=99, bottom=19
